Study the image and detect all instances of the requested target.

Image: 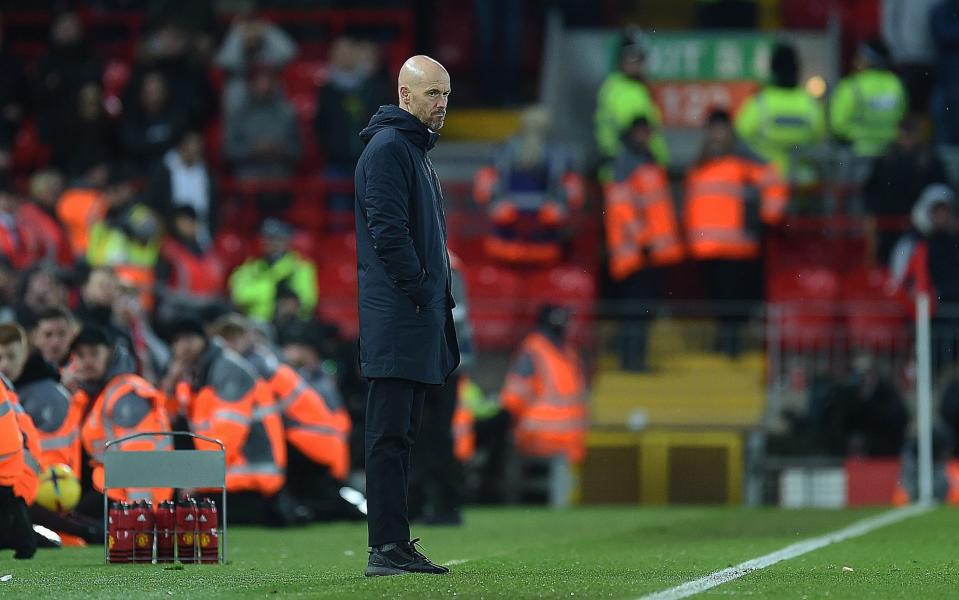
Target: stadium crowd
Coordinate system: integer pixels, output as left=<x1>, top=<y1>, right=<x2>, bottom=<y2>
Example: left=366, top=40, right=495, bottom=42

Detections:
left=4, top=0, right=959, bottom=557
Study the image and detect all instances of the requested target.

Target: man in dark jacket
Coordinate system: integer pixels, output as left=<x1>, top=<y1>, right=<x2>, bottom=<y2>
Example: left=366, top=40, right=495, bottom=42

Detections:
left=354, top=55, right=459, bottom=577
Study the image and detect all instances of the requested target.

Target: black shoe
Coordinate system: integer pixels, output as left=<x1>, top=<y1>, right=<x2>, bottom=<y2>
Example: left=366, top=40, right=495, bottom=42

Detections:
left=364, top=539, right=450, bottom=577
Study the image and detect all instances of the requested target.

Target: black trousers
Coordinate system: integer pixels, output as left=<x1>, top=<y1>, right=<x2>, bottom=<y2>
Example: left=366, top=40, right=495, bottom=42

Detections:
left=702, top=259, right=761, bottom=358
left=409, top=373, right=462, bottom=520
left=618, top=268, right=663, bottom=372
left=365, top=377, right=425, bottom=547
left=0, top=485, right=36, bottom=558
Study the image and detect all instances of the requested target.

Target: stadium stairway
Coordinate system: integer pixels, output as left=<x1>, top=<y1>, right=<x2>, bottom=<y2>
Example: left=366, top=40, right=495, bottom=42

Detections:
left=590, top=319, right=766, bottom=429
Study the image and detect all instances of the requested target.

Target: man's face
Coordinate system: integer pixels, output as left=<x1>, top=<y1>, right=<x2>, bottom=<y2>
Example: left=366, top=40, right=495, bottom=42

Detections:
left=931, top=203, right=956, bottom=232
left=0, top=341, right=28, bottom=381
left=172, top=333, right=206, bottom=364
left=281, top=343, right=319, bottom=371
left=402, top=72, right=451, bottom=131
left=31, top=318, right=75, bottom=365
left=220, top=331, right=254, bottom=356
left=262, top=235, right=289, bottom=257
left=72, top=344, right=111, bottom=382
left=24, top=272, right=67, bottom=312
left=704, top=122, right=735, bottom=155
left=621, top=53, right=646, bottom=79
left=84, top=270, right=118, bottom=307
left=178, top=132, right=204, bottom=164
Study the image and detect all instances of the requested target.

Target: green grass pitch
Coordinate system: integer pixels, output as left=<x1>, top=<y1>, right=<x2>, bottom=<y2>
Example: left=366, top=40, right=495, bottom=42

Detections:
left=1, top=507, right=956, bottom=599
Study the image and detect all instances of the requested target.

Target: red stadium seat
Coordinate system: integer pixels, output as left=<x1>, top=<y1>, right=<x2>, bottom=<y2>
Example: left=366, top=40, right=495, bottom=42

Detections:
left=464, top=264, right=524, bottom=350
left=841, top=267, right=909, bottom=350
left=767, top=266, right=842, bottom=350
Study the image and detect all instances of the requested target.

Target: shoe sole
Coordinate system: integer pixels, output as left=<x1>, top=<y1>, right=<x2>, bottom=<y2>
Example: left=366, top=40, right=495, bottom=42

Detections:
left=364, top=565, right=451, bottom=577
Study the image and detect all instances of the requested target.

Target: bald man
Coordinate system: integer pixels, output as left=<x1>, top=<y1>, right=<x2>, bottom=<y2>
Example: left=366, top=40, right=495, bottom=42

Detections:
left=354, top=55, right=460, bottom=576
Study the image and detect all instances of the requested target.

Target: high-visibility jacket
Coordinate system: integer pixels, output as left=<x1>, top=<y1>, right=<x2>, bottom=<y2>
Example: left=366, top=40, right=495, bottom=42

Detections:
left=501, top=331, right=588, bottom=464
left=17, top=365, right=83, bottom=473
left=0, top=380, right=24, bottom=489
left=159, top=236, right=225, bottom=298
left=87, top=206, right=161, bottom=311
left=453, top=377, right=475, bottom=463
left=829, top=68, right=906, bottom=158
left=56, top=186, right=107, bottom=258
left=246, top=346, right=350, bottom=481
left=228, top=252, right=318, bottom=322
left=594, top=71, right=670, bottom=172
left=605, top=151, right=684, bottom=281
left=79, top=372, right=173, bottom=504
left=683, top=153, right=788, bottom=261
left=735, top=86, right=826, bottom=179
left=10, top=394, right=42, bottom=505
left=186, top=342, right=286, bottom=496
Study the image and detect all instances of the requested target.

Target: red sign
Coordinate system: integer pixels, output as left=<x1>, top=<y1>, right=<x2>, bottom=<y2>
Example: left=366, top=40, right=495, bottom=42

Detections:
left=650, top=81, right=760, bottom=128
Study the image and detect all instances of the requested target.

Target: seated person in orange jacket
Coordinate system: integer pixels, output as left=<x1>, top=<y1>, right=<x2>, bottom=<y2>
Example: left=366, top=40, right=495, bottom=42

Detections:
left=683, top=109, right=787, bottom=357
left=473, top=106, right=585, bottom=265
left=500, top=305, right=588, bottom=466
left=0, top=373, right=40, bottom=559
left=70, top=326, right=173, bottom=516
left=162, top=317, right=308, bottom=526
left=208, top=314, right=362, bottom=521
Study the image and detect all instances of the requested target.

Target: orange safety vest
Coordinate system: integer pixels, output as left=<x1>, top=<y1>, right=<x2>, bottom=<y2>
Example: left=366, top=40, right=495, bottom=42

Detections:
left=452, top=400, right=475, bottom=463
left=187, top=352, right=286, bottom=496
left=0, top=381, right=25, bottom=488
left=159, top=237, right=225, bottom=298
left=56, top=187, right=107, bottom=258
left=892, top=459, right=959, bottom=506
left=10, top=395, right=42, bottom=505
left=501, top=332, right=588, bottom=464
left=80, top=373, right=173, bottom=504
left=604, top=162, right=684, bottom=281
left=267, top=362, right=350, bottom=481
left=19, top=383, right=84, bottom=474
left=683, top=154, right=787, bottom=261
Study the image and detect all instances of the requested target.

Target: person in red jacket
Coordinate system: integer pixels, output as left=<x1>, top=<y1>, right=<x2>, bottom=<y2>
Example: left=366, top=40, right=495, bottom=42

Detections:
left=19, top=170, right=74, bottom=268
left=156, top=205, right=225, bottom=306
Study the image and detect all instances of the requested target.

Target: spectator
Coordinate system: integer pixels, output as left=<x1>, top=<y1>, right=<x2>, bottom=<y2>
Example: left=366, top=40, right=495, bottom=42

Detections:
left=56, top=171, right=108, bottom=261
left=931, top=0, right=959, bottom=144
left=23, top=307, right=77, bottom=368
left=228, top=218, right=317, bottom=323
left=890, top=184, right=959, bottom=370
left=864, top=114, right=950, bottom=265
left=224, top=66, right=301, bottom=215
left=156, top=205, right=225, bottom=306
left=74, top=266, right=135, bottom=360
left=594, top=27, right=668, bottom=180
left=215, top=10, right=297, bottom=112
left=829, top=38, right=906, bottom=158
left=279, top=320, right=345, bottom=415
left=144, top=129, right=216, bottom=247
left=124, top=22, right=216, bottom=126
left=685, top=109, right=787, bottom=357
left=604, top=117, right=684, bottom=372
left=472, top=105, right=584, bottom=266
left=34, top=10, right=104, bottom=144
left=15, top=264, right=69, bottom=327
left=0, top=14, right=29, bottom=177
left=735, top=42, right=825, bottom=184
left=0, top=183, right=40, bottom=270
left=121, top=71, right=188, bottom=168
left=144, top=0, right=217, bottom=59
left=314, top=37, right=390, bottom=186
left=20, top=170, right=73, bottom=268
left=881, top=0, right=939, bottom=114
left=49, top=82, right=119, bottom=183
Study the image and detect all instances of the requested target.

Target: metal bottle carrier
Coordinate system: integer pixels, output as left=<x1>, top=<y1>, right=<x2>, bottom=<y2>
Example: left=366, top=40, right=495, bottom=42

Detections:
left=102, top=431, right=227, bottom=564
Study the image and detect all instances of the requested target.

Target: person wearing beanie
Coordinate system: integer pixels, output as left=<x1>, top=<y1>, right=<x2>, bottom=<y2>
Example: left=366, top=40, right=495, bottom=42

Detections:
left=829, top=37, right=907, bottom=158
left=594, top=27, right=669, bottom=181
left=735, top=42, right=825, bottom=184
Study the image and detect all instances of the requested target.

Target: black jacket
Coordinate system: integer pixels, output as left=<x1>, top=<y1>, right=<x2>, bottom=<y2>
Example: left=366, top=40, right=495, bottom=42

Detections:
left=354, top=105, right=460, bottom=385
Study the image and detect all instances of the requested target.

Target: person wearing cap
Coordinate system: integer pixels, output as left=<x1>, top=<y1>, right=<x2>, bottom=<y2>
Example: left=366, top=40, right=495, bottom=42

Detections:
left=500, top=304, right=588, bottom=466
left=604, top=117, right=684, bottom=372
left=735, top=42, right=825, bottom=184
left=829, top=38, right=907, bottom=158
left=161, top=317, right=298, bottom=525
left=594, top=27, right=669, bottom=180
left=70, top=325, right=172, bottom=516
left=228, top=218, right=317, bottom=323
left=210, top=314, right=358, bottom=521
left=156, top=205, right=226, bottom=305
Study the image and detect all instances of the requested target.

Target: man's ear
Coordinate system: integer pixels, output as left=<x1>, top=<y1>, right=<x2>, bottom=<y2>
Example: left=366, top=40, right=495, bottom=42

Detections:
left=400, top=85, right=410, bottom=105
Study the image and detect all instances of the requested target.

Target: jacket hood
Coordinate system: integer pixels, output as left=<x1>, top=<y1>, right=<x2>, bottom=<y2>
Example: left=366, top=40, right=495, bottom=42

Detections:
left=359, top=104, right=438, bottom=151
left=912, top=183, right=956, bottom=235
left=15, top=351, right=61, bottom=386
left=79, top=343, right=138, bottom=399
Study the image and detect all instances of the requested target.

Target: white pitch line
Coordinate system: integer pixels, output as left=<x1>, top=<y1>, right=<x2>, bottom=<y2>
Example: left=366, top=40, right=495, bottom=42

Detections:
left=443, top=559, right=470, bottom=566
left=639, top=503, right=933, bottom=600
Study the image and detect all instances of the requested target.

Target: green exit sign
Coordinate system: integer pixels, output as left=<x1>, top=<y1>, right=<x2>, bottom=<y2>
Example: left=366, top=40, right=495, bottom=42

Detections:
left=646, top=33, right=775, bottom=82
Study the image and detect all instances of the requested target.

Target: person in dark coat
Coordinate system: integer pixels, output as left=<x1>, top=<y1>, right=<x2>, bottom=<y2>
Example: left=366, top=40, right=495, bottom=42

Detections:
left=354, top=55, right=459, bottom=577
